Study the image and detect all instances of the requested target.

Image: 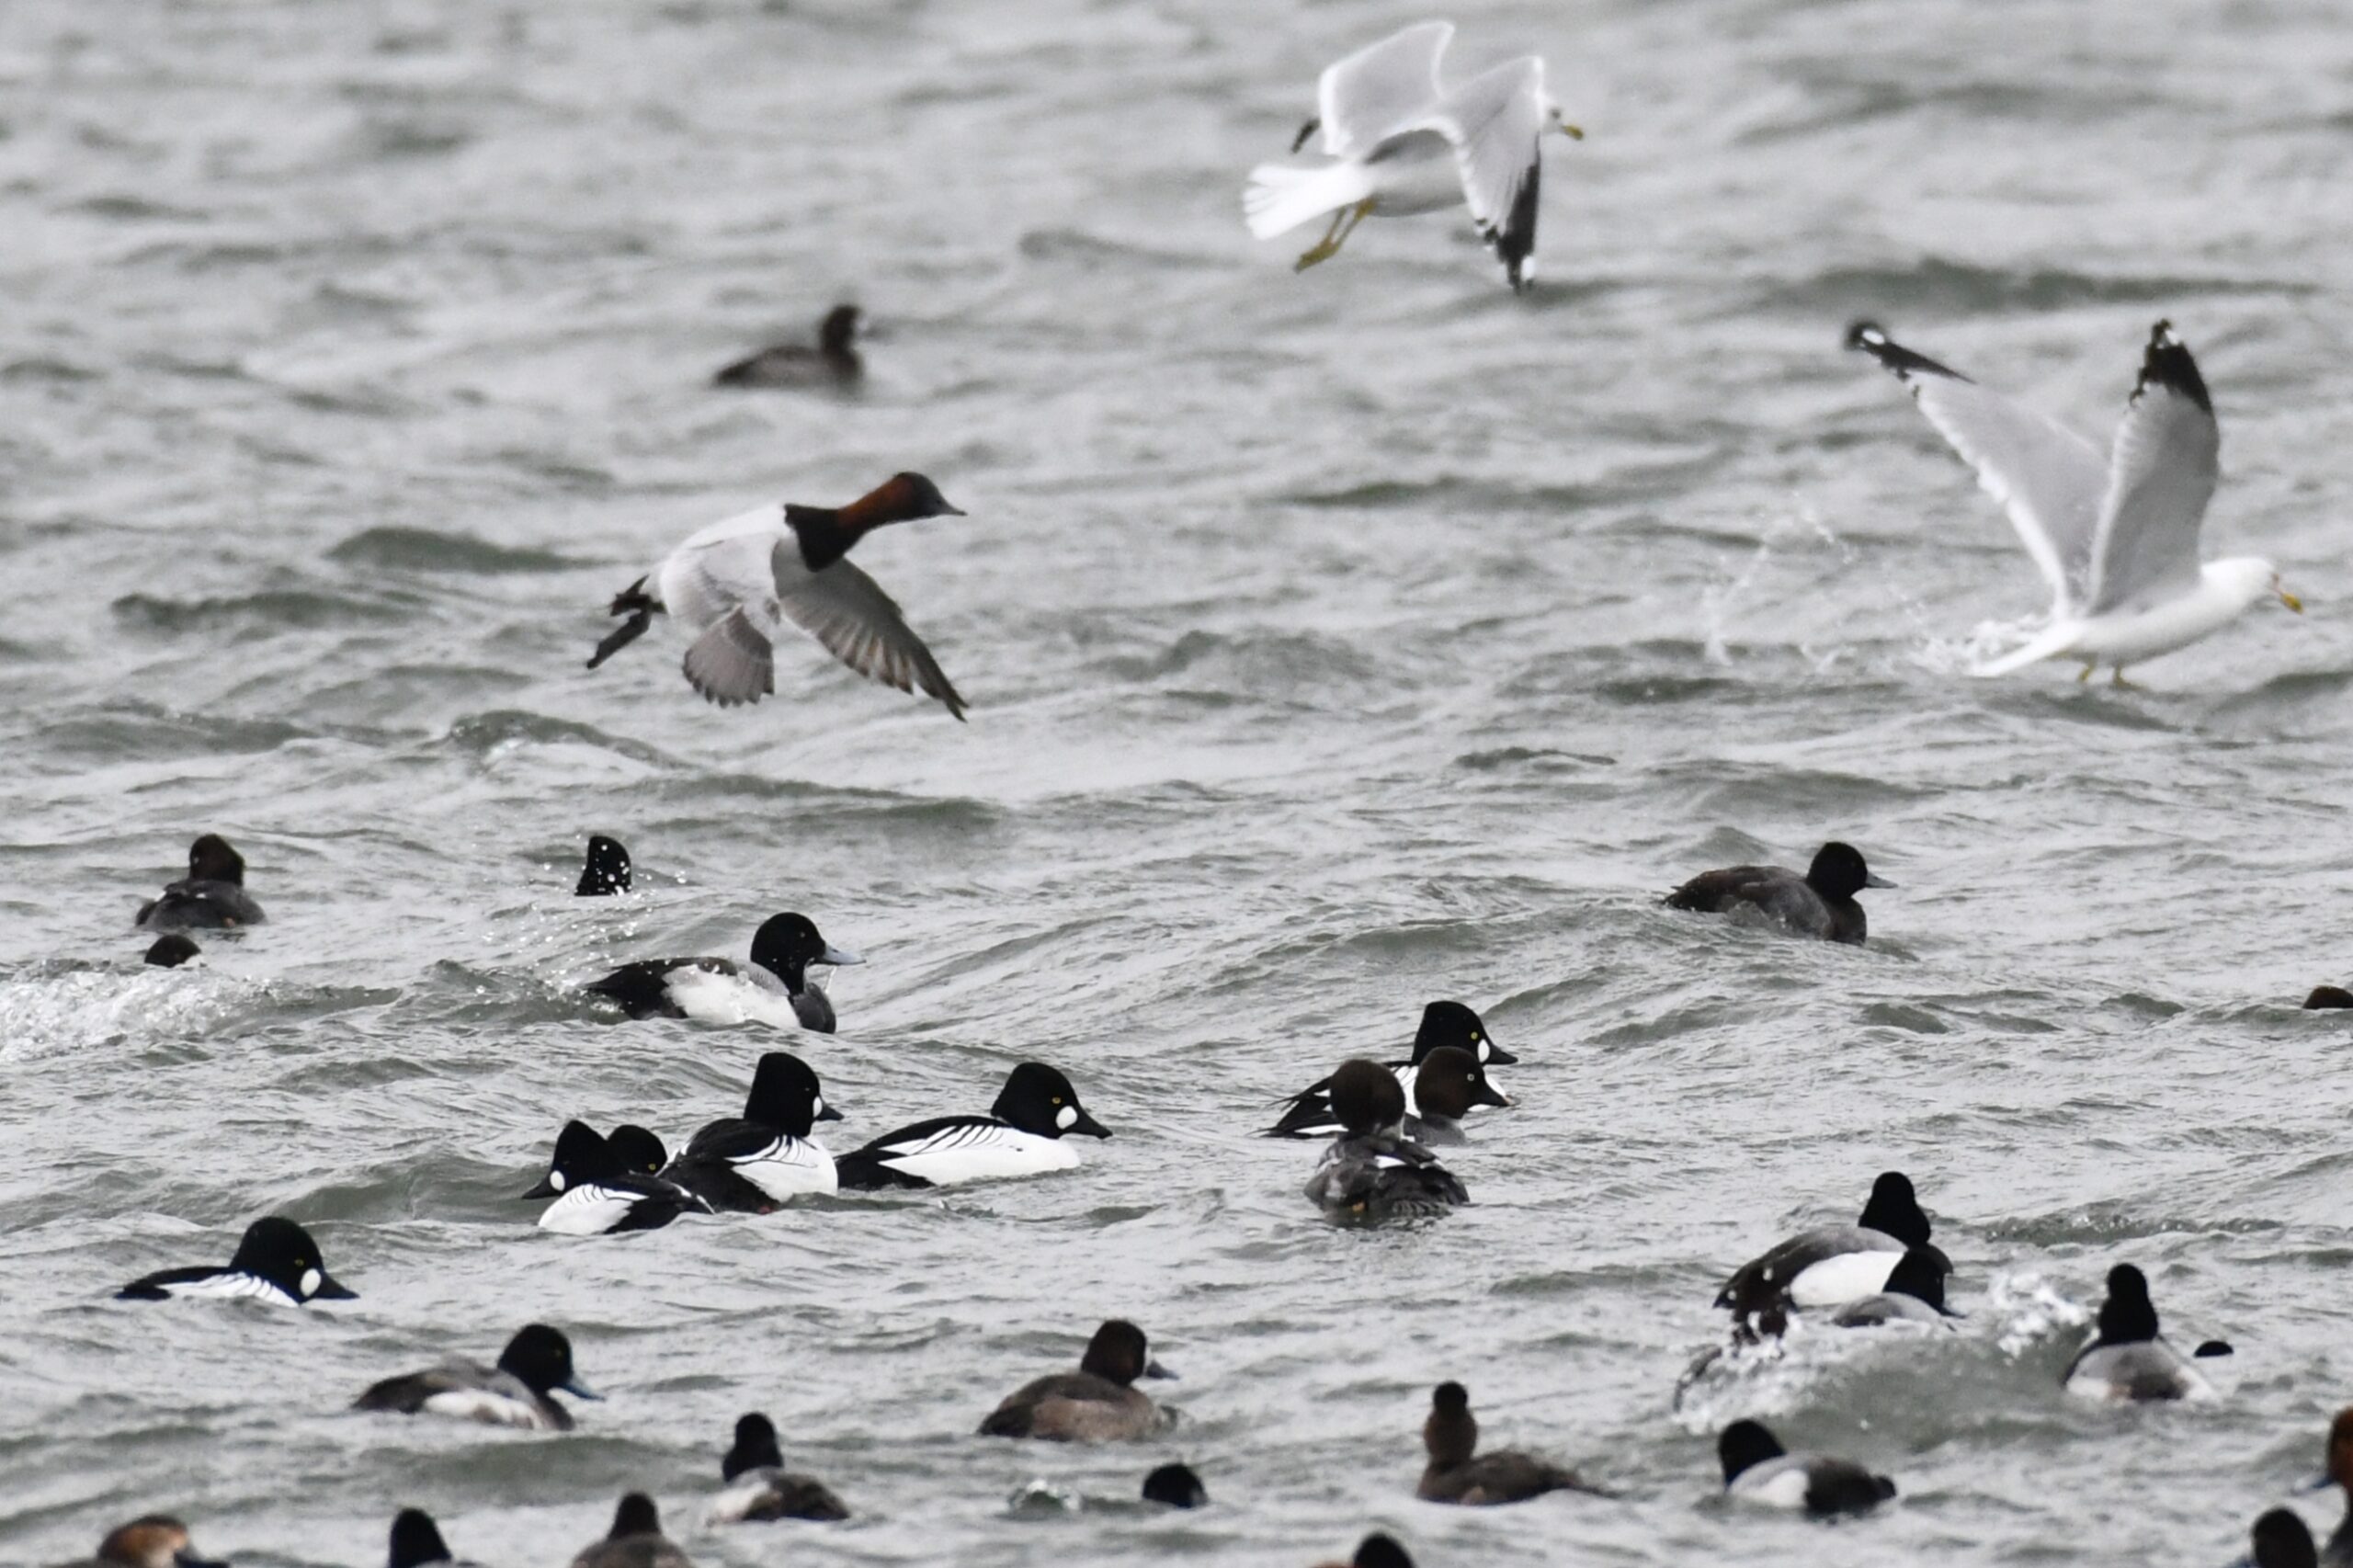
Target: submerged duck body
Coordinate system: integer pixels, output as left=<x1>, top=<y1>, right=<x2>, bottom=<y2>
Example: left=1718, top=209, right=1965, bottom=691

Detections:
left=117, top=1216, right=355, bottom=1307
left=354, top=1324, right=599, bottom=1431
left=584, top=912, right=858, bottom=1032
left=2062, top=1264, right=2216, bottom=1402
left=661, top=1051, right=841, bottom=1213
left=1715, top=1171, right=1948, bottom=1312
left=979, top=1319, right=1174, bottom=1442
left=1267, top=1000, right=1516, bottom=1138
left=835, top=1062, right=1108, bottom=1190
left=710, top=1412, right=850, bottom=1522
left=1665, top=840, right=1891, bottom=944
left=1718, top=1419, right=1894, bottom=1517
left=1415, top=1381, right=1599, bottom=1506
left=135, top=834, right=265, bottom=931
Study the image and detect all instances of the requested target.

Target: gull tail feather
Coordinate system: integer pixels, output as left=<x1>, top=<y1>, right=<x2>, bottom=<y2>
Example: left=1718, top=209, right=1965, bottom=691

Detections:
left=1243, top=162, right=1373, bottom=240
left=1972, top=620, right=2086, bottom=677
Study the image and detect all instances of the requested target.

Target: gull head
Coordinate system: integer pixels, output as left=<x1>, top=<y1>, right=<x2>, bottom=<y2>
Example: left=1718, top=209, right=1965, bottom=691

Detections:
left=2207, top=557, right=2299, bottom=615
left=1545, top=99, right=1585, bottom=140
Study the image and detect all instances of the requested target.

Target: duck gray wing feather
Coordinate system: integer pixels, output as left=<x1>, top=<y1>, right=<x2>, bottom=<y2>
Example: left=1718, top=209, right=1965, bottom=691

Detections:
left=682, top=607, right=776, bottom=707
left=773, top=548, right=967, bottom=720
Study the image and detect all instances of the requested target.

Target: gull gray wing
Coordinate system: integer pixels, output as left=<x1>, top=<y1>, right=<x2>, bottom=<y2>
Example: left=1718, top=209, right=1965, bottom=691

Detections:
left=1424, top=56, right=1546, bottom=290
left=1316, top=20, right=1453, bottom=157
left=682, top=607, right=777, bottom=706
left=2085, top=322, right=2218, bottom=615
left=771, top=549, right=968, bottom=720
left=1847, top=323, right=2107, bottom=614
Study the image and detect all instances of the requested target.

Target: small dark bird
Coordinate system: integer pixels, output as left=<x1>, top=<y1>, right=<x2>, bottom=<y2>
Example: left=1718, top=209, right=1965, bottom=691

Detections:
left=354, top=1324, right=599, bottom=1431
left=2304, top=986, right=2353, bottom=1009
left=2063, top=1263, right=2220, bottom=1401
left=710, top=1412, right=850, bottom=1522
left=576, top=835, right=631, bottom=895
left=136, top=834, right=265, bottom=930
left=1665, top=840, right=1891, bottom=944
left=570, top=1494, right=692, bottom=1568
left=1303, top=1059, right=1469, bottom=1219
left=388, top=1508, right=468, bottom=1568
left=713, top=303, right=864, bottom=390
left=979, top=1319, right=1175, bottom=1441
left=1415, top=1381, right=1602, bottom=1505
left=1717, top=1418, right=1894, bottom=1517
left=1142, top=1461, right=1208, bottom=1508
left=143, top=934, right=201, bottom=968
left=2248, top=1507, right=2320, bottom=1568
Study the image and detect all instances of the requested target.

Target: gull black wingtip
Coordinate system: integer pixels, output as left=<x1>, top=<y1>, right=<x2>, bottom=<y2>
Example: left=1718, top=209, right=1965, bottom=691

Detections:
left=1846, top=320, right=1968, bottom=382
left=1290, top=116, right=1321, bottom=154
left=2133, top=317, right=2213, bottom=415
left=1844, top=319, right=1887, bottom=351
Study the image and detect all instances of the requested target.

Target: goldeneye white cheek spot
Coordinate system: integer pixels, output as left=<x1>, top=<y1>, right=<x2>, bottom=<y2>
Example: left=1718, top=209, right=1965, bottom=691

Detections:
left=300, top=1267, right=322, bottom=1298
left=550, top=1170, right=567, bottom=1192
left=813, top=1096, right=824, bottom=1118
left=1056, top=1105, right=1077, bottom=1131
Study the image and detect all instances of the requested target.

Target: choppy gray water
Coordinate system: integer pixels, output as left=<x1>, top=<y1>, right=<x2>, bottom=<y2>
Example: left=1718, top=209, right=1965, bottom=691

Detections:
left=6, top=0, right=2353, bottom=1563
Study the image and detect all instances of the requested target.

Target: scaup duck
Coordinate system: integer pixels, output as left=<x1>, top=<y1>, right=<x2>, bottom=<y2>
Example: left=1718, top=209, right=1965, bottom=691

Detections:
left=1666, top=840, right=1890, bottom=944
left=570, top=1495, right=690, bottom=1568
left=585, top=472, right=969, bottom=718
left=1415, top=1381, right=1600, bottom=1505
left=1142, top=1462, right=1208, bottom=1508
left=354, top=1324, right=599, bottom=1430
left=1305, top=1059, right=1468, bottom=1220
left=117, top=1216, right=354, bottom=1306
left=525, top=1121, right=713, bottom=1234
left=978, top=1319, right=1175, bottom=1442
left=1267, top=1000, right=1515, bottom=1137
left=584, top=912, right=858, bottom=1032
left=60, top=1517, right=225, bottom=1568
left=1714, top=1171, right=1949, bottom=1311
left=2063, top=1264, right=2218, bottom=1402
left=576, top=835, right=631, bottom=896
left=709, top=1412, right=849, bottom=1522
left=135, top=835, right=264, bottom=931
left=713, top=304, right=863, bottom=390
left=835, top=1062, right=1108, bottom=1189
left=1717, top=1419, right=1893, bottom=1516
left=660, top=1051, right=841, bottom=1212
left=1829, top=1246, right=1960, bottom=1328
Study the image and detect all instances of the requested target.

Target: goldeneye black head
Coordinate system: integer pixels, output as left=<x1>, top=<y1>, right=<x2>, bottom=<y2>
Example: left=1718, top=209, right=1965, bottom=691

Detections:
left=820, top=302, right=863, bottom=353
left=745, top=1051, right=839, bottom=1133
left=144, top=934, right=202, bottom=969
left=1412, top=1046, right=1511, bottom=1121
left=2250, top=1507, right=2318, bottom=1568
left=1353, top=1536, right=1415, bottom=1568
left=576, top=835, right=631, bottom=896
left=1415, top=1000, right=1515, bottom=1066
left=1079, top=1319, right=1172, bottom=1385
left=232, top=1216, right=355, bottom=1301
left=724, top=1411, right=785, bottom=1481
left=1327, top=1058, right=1406, bottom=1137
left=1857, top=1170, right=1931, bottom=1247
left=525, top=1120, right=611, bottom=1199
left=498, top=1324, right=598, bottom=1401
left=95, top=1517, right=223, bottom=1568
left=1807, top=841, right=1891, bottom=899
left=607, top=1124, right=667, bottom=1175
left=2095, top=1264, right=2160, bottom=1345
left=749, top=913, right=861, bottom=988
left=389, top=1507, right=452, bottom=1568
left=1718, top=1418, right=1787, bottom=1485
left=186, top=834, right=246, bottom=885
left=608, top=1493, right=661, bottom=1540
left=1424, top=1381, right=1477, bottom=1469
left=2304, top=985, right=2353, bottom=1009
left=1142, top=1460, right=1207, bottom=1508
left=994, top=1062, right=1109, bottom=1140
left=1884, top=1246, right=1954, bottom=1314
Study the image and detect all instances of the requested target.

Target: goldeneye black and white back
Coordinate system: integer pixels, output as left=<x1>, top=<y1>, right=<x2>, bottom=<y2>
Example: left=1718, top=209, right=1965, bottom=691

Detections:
left=135, top=834, right=265, bottom=931
left=1714, top=1171, right=1949, bottom=1312
left=835, top=1062, right=1108, bottom=1190
left=1665, top=840, right=1892, bottom=945
left=661, top=1051, right=842, bottom=1212
left=1717, top=1419, right=1894, bottom=1517
left=117, top=1216, right=356, bottom=1306
left=576, top=835, right=631, bottom=896
left=584, top=912, right=859, bottom=1032
left=1266, top=999, right=1516, bottom=1138
left=1304, top=1059, right=1468, bottom=1220
left=709, top=1411, right=851, bottom=1522
left=1829, top=1246, right=1960, bottom=1329
left=354, top=1323, right=599, bottom=1430
left=2063, top=1263, right=2219, bottom=1402
left=525, top=1120, right=713, bottom=1234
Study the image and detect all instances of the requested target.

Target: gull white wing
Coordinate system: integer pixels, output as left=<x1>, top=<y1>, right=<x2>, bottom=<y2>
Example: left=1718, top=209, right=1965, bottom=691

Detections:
left=1316, top=21, right=1453, bottom=157
left=1420, top=55, right=1547, bottom=288
left=2085, top=322, right=2218, bottom=615
left=1848, top=324, right=2108, bottom=614
left=770, top=549, right=969, bottom=720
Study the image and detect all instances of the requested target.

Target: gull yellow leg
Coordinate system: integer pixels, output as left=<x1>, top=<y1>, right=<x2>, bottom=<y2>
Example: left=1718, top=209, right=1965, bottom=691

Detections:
left=1294, top=199, right=1375, bottom=272
left=2111, top=666, right=2136, bottom=689
left=2077, top=662, right=2096, bottom=684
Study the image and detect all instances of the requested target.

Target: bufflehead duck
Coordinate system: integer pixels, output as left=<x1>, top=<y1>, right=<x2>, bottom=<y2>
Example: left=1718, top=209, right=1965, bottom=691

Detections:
left=585, top=472, right=969, bottom=718
left=143, top=935, right=201, bottom=969
left=117, top=1216, right=355, bottom=1306
left=354, top=1324, right=600, bottom=1430
left=1266, top=1000, right=1516, bottom=1138
left=584, top=912, right=859, bottom=1033
left=1142, top=1462, right=1208, bottom=1509
left=1829, top=1246, right=1960, bottom=1329
left=570, top=1494, right=690, bottom=1568
left=1717, top=1419, right=1893, bottom=1516
left=576, top=835, right=631, bottom=896
left=708, top=1412, right=849, bottom=1522
left=660, top=1051, right=841, bottom=1212
left=2063, top=1263, right=2218, bottom=1401
left=1313, top=1537, right=1415, bottom=1568
left=2306, top=1408, right=2353, bottom=1562
left=135, top=835, right=265, bottom=931
left=713, top=304, right=864, bottom=390
left=978, top=1319, right=1175, bottom=1442
left=1396, top=1046, right=1508, bottom=1145
left=388, top=1509, right=474, bottom=1568
left=1714, top=1171, right=1949, bottom=1312
left=1666, top=840, right=1891, bottom=944
left=1415, top=1381, right=1600, bottom=1505
left=835, top=1062, right=1108, bottom=1189
left=525, top=1121, right=713, bottom=1234
left=1305, top=1059, right=1469, bottom=1220
left=2304, top=987, right=2353, bottom=1010
left=2249, top=1508, right=2321, bottom=1568
left=60, top=1517, right=225, bottom=1568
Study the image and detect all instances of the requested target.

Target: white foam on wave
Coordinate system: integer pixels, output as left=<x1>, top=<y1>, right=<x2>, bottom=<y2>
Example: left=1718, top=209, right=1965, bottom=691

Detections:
left=0, top=967, right=238, bottom=1063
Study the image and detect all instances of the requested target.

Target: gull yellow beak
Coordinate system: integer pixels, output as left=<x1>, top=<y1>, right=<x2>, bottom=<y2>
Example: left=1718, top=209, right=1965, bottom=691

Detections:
left=1560, top=122, right=1586, bottom=141
left=2281, top=587, right=2304, bottom=613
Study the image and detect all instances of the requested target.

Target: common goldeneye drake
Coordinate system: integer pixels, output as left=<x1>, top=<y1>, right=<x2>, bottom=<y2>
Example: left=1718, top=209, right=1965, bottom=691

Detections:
left=524, top=1120, right=713, bottom=1234
left=1829, top=1246, right=1960, bottom=1329
left=1415, top=1381, right=1601, bottom=1505
left=1665, top=840, right=1892, bottom=945
left=117, top=1216, right=355, bottom=1306
left=143, top=935, right=201, bottom=969
left=2063, top=1263, right=2222, bottom=1402
left=1142, top=1462, right=1208, bottom=1509
left=583, top=912, right=858, bottom=1033
left=135, top=835, right=265, bottom=931
left=1714, top=1171, right=1949, bottom=1311
left=1304, top=1059, right=1468, bottom=1220
left=661, top=1051, right=841, bottom=1212
left=354, top=1324, right=599, bottom=1431
left=709, top=1412, right=850, bottom=1522
left=835, top=1062, right=1108, bottom=1190
left=2248, top=1508, right=2321, bottom=1568
left=979, top=1319, right=1175, bottom=1442
left=1265, top=1000, right=1516, bottom=1137
left=576, top=835, right=631, bottom=896
left=570, top=1494, right=690, bottom=1568
left=585, top=472, right=969, bottom=718
left=59, top=1517, right=225, bottom=1568
left=713, top=304, right=863, bottom=390
left=388, top=1509, right=476, bottom=1568
left=1717, top=1419, right=1894, bottom=1517
left=1394, top=1045, right=1507, bottom=1145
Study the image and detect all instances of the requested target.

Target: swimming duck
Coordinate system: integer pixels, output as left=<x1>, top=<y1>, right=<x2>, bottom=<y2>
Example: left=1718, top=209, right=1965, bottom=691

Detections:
left=713, top=304, right=864, bottom=390
left=1829, top=1246, right=1960, bottom=1328
left=1142, top=1462, right=1208, bottom=1508
left=2249, top=1508, right=2321, bottom=1568
left=1394, top=1046, right=1508, bottom=1145
left=709, top=1412, right=849, bottom=1522
left=117, top=1216, right=355, bottom=1306
left=1714, top=1171, right=1949, bottom=1312
left=354, top=1324, right=599, bottom=1430
left=583, top=912, right=858, bottom=1032
left=1415, top=1381, right=1599, bottom=1505
left=1312, top=1538, right=1415, bottom=1568
left=576, top=835, right=631, bottom=896
left=1717, top=1419, right=1894, bottom=1516
left=978, top=1319, right=1175, bottom=1441
left=142, top=935, right=202, bottom=968
left=1267, top=1000, right=1516, bottom=1138
left=835, top=1062, right=1108, bottom=1189
left=58, top=1517, right=225, bottom=1568
left=585, top=472, right=969, bottom=717
left=570, top=1495, right=691, bottom=1568
left=525, top=1121, right=712, bottom=1234
left=1666, top=840, right=1891, bottom=944
left=2063, top=1264, right=2217, bottom=1402
left=387, top=1509, right=477, bottom=1568
left=660, top=1051, right=841, bottom=1212
left=2304, top=987, right=2353, bottom=1010
left=1304, top=1060, right=1469, bottom=1219
left=135, top=835, right=264, bottom=931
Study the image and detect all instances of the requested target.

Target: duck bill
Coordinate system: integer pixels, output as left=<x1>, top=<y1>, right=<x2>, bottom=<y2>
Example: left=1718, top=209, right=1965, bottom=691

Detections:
left=1069, top=1107, right=1111, bottom=1138
left=1483, top=1041, right=1520, bottom=1066
left=1142, top=1359, right=1176, bottom=1381
left=1863, top=873, right=1895, bottom=889
left=312, top=1273, right=358, bottom=1301
left=817, top=1102, right=845, bottom=1122
left=562, top=1376, right=603, bottom=1402
left=819, top=945, right=863, bottom=966
left=1472, top=1080, right=1512, bottom=1109
left=522, top=1176, right=559, bottom=1199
